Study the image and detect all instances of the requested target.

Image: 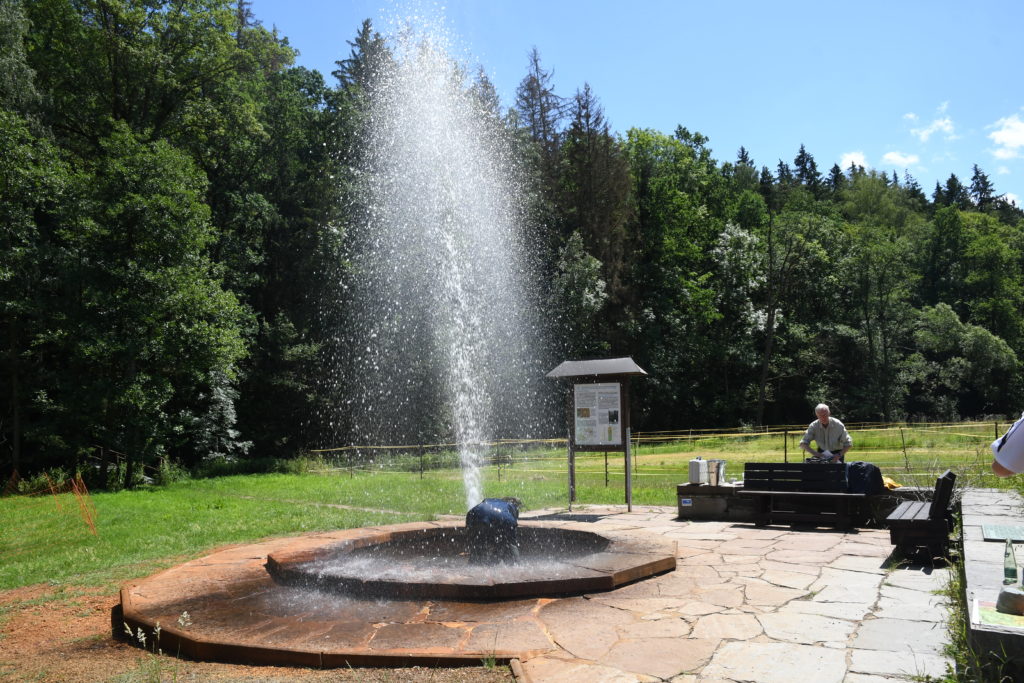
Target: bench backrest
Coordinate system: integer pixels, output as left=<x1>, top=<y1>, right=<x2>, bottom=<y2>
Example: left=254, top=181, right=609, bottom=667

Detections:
left=928, top=469, right=956, bottom=519
left=743, top=462, right=847, bottom=492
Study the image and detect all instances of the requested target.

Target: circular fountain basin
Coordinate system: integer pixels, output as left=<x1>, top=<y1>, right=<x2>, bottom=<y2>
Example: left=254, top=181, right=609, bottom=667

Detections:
left=116, top=520, right=677, bottom=668
left=266, top=523, right=672, bottom=600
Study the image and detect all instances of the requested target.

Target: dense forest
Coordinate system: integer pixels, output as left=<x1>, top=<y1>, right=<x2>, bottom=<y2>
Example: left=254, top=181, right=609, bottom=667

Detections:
left=2, top=0, right=1023, bottom=487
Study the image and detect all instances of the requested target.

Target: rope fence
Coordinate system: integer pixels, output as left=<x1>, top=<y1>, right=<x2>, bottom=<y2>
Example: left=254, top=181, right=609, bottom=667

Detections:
left=303, top=420, right=1003, bottom=489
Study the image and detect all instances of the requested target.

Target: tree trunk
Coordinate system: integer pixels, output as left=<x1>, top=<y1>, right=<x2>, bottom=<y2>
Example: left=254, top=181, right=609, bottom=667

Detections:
left=756, top=306, right=778, bottom=426
left=8, top=321, right=21, bottom=475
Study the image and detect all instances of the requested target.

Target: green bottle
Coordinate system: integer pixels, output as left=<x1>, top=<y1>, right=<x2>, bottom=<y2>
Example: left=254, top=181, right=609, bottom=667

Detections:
left=1005, top=538, right=1018, bottom=585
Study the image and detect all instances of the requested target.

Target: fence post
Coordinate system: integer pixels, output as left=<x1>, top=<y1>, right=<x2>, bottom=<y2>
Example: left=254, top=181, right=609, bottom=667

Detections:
left=419, top=445, right=424, bottom=480
left=899, top=428, right=909, bottom=471
left=567, top=429, right=576, bottom=508
left=625, top=427, right=633, bottom=512
left=783, top=430, right=788, bottom=463
left=604, top=450, right=609, bottom=487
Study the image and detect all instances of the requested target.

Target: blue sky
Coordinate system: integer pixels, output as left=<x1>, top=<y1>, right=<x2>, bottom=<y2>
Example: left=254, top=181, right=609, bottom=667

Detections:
left=251, top=0, right=1024, bottom=205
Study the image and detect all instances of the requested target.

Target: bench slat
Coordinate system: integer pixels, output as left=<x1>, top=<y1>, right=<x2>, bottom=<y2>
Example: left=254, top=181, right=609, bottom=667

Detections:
left=739, top=490, right=867, bottom=499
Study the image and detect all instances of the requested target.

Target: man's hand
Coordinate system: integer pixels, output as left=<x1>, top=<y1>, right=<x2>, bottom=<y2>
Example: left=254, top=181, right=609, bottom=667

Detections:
left=993, top=459, right=1015, bottom=477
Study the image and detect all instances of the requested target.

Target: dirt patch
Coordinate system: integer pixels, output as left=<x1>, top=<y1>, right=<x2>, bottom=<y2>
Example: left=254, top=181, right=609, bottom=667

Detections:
left=0, top=585, right=514, bottom=682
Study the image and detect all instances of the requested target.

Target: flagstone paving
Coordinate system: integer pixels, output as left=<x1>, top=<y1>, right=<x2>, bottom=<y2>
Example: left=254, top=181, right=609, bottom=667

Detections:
left=516, top=505, right=951, bottom=682
left=120, top=505, right=952, bottom=681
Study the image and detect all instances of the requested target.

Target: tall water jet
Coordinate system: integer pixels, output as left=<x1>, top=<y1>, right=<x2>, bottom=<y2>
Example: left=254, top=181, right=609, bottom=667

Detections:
left=333, top=17, right=544, bottom=510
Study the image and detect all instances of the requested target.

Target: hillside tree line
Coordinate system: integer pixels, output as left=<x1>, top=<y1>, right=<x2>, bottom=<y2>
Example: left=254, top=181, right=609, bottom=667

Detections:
left=2, top=0, right=1022, bottom=487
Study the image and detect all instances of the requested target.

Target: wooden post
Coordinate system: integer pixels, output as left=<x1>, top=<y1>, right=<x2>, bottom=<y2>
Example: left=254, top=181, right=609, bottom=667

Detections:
left=625, top=427, right=633, bottom=512
left=783, top=430, right=788, bottom=463
left=567, top=429, right=576, bottom=508
left=900, top=428, right=909, bottom=471
left=418, top=445, right=424, bottom=480
left=604, top=450, right=609, bottom=487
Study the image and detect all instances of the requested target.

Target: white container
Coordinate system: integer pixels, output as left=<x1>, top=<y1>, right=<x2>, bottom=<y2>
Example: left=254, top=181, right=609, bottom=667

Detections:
left=688, top=459, right=708, bottom=485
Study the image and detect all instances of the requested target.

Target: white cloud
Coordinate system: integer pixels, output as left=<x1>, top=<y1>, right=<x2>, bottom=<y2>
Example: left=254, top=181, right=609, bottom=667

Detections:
left=903, top=112, right=919, bottom=122
left=882, top=151, right=920, bottom=166
left=938, top=101, right=949, bottom=114
left=1006, top=192, right=1020, bottom=206
left=911, top=117, right=955, bottom=143
left=998, top=166, right=1011, bottom=175
left=840, top=151, right=867, bottom=169
left=988, top=114, right=1024, bottom=160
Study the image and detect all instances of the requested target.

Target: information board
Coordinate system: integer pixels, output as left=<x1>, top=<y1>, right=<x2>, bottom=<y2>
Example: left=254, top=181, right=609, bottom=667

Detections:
left=573, top=382, right=622, bottom=446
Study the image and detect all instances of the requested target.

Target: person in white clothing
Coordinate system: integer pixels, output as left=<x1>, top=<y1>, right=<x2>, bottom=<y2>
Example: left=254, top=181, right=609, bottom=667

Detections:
left=991, top=412, right=1024, bottom=477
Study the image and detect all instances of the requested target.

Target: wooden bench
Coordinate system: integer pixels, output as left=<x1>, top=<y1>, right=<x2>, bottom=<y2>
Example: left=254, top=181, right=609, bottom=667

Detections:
left=737, top=462, right=866, bottom=529
left=886, top=469, right=956, bottom=559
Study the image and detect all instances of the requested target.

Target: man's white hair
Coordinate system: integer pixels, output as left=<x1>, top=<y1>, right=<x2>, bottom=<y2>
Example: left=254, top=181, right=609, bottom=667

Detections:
left=815, top=403, right=830, bottom=415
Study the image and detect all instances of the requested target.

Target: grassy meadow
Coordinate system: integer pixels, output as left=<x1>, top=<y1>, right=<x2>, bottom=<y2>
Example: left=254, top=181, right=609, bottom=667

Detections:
left=0, top=421, right=1014, bottom=593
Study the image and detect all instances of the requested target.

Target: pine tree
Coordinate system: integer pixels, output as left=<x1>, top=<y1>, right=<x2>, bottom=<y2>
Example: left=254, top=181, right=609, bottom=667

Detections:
left=944, top=173, right=971, bottom=210
left=902, top=171, right=927, bottom=210
left=731, top=146, right=758, bottom=192
left=737, top=146, right=753, bottom=167
left=514, top=47, right=564, bottom=228
left=560, top=83, right=631, bottom=328
left=758, top=165, right=778, bottom=211
left=826, top=163, right=845, bottom=193
left=776, top=159, right=793, bottom=185
left=515, top=47, right=563, bottom=155
left=970, top=164, right=996, bottom=212
left=793, top=144, right=822, bottom=196
left=332, top=19, right=388, bottom=92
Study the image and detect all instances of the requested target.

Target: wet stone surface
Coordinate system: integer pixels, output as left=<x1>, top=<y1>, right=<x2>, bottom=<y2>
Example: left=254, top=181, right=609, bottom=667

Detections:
left=265, top=523, right=675, bottom=601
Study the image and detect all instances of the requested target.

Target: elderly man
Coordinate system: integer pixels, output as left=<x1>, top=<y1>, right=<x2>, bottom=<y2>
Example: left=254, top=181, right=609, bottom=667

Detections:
left=799, top=403, right=852, bottom=463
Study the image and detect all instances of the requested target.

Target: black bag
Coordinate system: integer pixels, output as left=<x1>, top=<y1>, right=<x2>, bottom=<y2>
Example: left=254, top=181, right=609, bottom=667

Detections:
left=845, top=461, right=884, bottom=495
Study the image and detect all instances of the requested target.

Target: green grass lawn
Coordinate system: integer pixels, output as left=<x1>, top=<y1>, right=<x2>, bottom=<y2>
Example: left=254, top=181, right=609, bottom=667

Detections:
left=0, top=422, right=1015, bottom=593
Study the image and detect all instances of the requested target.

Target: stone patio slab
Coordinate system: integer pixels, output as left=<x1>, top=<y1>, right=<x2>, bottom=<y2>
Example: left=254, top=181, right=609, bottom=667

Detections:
left=809, top=567, right=885, bottom=603
left=689, top=613, right=763, bottom=640
left=778, top=599, right=873, bottom=621
left=761, top=568, right=818, bottom=589
left=701, top=641, right=847, bottom=683
left=828, top=555, right=889, bottom=574
left=520, top=656, right=648, bottom=683
left=538, top=598, right=636, bottom=660
left=852, top=618, right=948, bottom=654
left=849, top=647, right=952, bottom=679
left=882, top=567, right=948, bottom=591
left=874, top=585, right=947, bottom=622
left=601, top=637, right=718, bottom=679
left=757, top=611, right=857, bottom=644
